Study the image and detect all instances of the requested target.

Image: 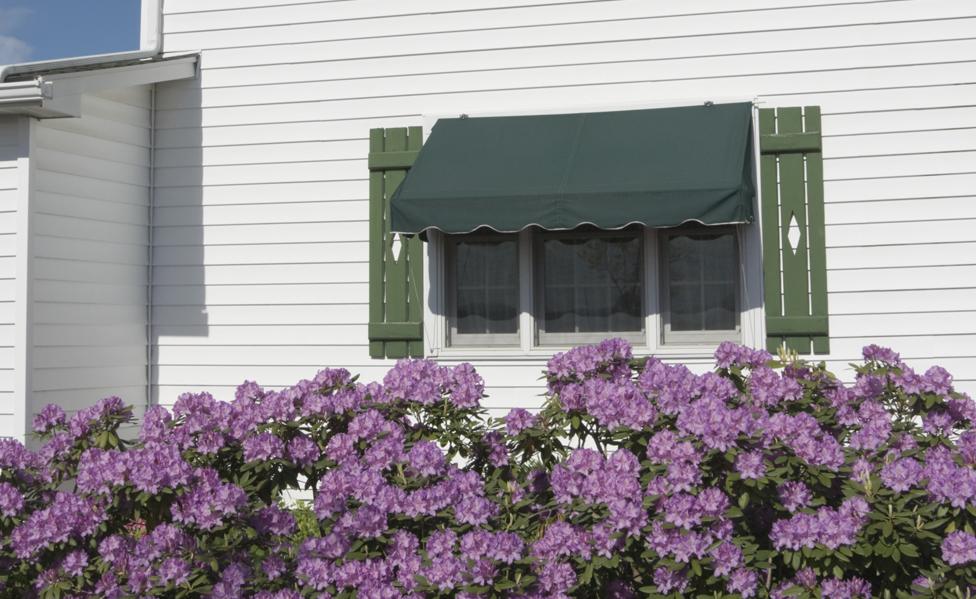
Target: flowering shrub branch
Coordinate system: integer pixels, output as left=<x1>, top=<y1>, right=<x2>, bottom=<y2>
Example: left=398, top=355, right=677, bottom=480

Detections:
left=1, top=341, right=975, bottom=597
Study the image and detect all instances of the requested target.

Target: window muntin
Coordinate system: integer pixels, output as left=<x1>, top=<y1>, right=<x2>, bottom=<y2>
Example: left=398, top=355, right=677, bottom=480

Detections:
left=446, top=234, right=520, bottom=346
left=536, top=229, right=644, bottom=345
left=660, top=227, right=740, bottom=345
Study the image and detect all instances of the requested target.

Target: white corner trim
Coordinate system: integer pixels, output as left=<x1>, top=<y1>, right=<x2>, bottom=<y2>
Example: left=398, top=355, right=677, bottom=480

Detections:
left=13, top=117, right=34, bottom=443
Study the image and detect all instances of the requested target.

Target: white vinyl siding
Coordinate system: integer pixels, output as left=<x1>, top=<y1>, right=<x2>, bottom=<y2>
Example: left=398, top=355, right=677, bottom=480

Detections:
left=0, top=117, right=23, bottom=439
left=30, top=88, right=151, bottom=419
left=153, top=0, right=976, bottom=414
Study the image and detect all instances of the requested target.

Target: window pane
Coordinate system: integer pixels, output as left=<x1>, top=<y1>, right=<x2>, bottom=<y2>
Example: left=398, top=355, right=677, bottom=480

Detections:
left=666, top=231, right=737, bottom=332
left=542, top=233, right=642, bottom=335
left=454, top=239, right=518, bottom=336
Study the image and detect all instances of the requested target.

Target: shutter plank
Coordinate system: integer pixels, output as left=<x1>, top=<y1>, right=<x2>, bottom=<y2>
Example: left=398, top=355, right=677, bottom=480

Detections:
left=405, top=126, right=425, bottom=358
left=368, top=129, right=386, bottom=359
left=804, top=107, right=830, bottom=354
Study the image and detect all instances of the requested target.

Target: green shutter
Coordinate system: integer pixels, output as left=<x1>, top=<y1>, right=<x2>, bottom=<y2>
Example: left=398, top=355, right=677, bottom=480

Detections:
left=759, top=107, right=829, bottom=355
left=368, top=127, right=424, bottom=359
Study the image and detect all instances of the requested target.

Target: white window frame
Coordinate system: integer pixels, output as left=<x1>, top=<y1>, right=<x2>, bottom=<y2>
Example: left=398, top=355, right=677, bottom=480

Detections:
left=420, top=97, right=768, bottom=360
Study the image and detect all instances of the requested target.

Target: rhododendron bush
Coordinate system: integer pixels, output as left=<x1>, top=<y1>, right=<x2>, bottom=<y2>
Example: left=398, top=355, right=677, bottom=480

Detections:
left=1, top=341, right=976, bottom=598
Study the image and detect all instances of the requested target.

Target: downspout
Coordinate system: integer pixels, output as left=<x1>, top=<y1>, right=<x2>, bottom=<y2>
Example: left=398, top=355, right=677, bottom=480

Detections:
left=0, top=0, right=163, bottom=83
left=147, top=83, right=157, bottom=412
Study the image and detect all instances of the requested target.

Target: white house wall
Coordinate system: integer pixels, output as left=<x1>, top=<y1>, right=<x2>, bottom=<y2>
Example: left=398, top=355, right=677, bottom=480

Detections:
left=31, top=88, right=151, bottom=418
left=0, top=116, right=24, bottom=439
left=153, top=0, right=976, bottom=414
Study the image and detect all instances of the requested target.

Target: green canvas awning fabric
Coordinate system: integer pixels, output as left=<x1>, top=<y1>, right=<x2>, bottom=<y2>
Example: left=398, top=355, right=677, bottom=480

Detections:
left=389, top=102, right=756, bottom=235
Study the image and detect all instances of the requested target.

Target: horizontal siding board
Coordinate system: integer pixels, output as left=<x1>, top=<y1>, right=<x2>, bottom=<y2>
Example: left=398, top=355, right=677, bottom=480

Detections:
left=154, top=180, right=366, bottom=207
left=34, top=170, right=148, bottom=206
left=823, top=127, right=976, bottom=158
left=33, top=213, right=147, bottom=246
left=34, top=346, right=147, bottom=369
left=831, top=311, right=976, bottom=337
left=32, top=387, right=147, bottom=412
left=34, top=148, right=149, bottom=188
left=823, top=106, right=976, bottom=135
left=156, top=323, right=364, bottom=345
left=154, top=139, right=365, bottom=168
left=34, top=126, right=150, bottom=168
left=34, top=302, right=146, bottom=326
left=824, top=172, right=976, bottom=203
left=34, top=236, right=148, bottom=266
left=153, top=221, right=368, bottom=246
left=153, top=262, right=365, bottom=286
left=153, top=303, right=366, bottom=326
left=154, top=200, right=365, bottom=227
left=34, top=324, right=146, bottom=347
left=34, top=258, right=147, bottom=286
left=154, top=242, right=367, bottom=266
left=828, top=264, right=976, bottom=293
left=826, top=219, right=976, bottom=247
left=829, top=288, right=976, bottom=315
left=32, top=366, right=147, bottom=392
left=825, top=197, right=976, bottom=225
left=154, top=160, right=361, bottom=187
left=155, top=118, right=415, bottom=150
left=35, top=192, right=148, bottom=227
left=34, top=277, right=146, bottom=306
left=153, top=282, right=367, bottom=306
left=39, top=114, right=150, bottom=149
left=827, top=241, right=976, bottom=270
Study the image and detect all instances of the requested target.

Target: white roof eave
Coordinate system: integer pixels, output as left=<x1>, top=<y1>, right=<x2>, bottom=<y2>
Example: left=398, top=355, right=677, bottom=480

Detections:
left=0, top=54, right=198, bottom=118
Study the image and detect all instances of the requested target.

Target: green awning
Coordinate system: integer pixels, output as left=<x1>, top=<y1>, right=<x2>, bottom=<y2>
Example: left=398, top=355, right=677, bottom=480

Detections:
left=390, top=102, right=755, bottom=234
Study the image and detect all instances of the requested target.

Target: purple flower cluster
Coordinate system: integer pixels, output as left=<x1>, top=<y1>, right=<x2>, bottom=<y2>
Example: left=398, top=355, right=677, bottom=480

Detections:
left=770, top=497, right=870, bottom=550
left=5, top=339, right=976, bottom=597
left=11, top=492, right=105, bottom=558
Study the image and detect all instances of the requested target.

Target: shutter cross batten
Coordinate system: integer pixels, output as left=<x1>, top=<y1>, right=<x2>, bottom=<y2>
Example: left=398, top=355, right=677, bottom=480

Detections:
left=758, top=106, right=830, bottom=355
left=368, top=127, right=424, bottom=359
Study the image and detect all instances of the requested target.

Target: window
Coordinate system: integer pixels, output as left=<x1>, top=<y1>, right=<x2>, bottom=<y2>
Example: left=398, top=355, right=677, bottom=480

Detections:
left=439, top=225, right=743, bottom=350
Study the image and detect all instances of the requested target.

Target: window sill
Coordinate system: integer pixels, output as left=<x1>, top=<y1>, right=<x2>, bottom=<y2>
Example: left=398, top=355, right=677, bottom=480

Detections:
left=429, top=344, right=721, bottom=363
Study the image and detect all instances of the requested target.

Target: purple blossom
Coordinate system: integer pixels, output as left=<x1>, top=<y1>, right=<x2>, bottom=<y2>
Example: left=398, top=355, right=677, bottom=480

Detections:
left=727, top=568, right=758, bottom=598
left=735, top=451, right=766, bottom=480
left=286, top=434, right=320, bottom=466
left=777, top=481, right=811, bottom=513
left=505, top=408, right=537, bottom=435
left=61, top=549, right=88, bottom=577
left=880, top=457, right=923, bottom=492
left=242, top=431, right=285, bottom=462
left=941, top=531, right=976, bottom=565
left=0, top=482, right=24, bottom=517
left=32, top=404, right=66, bottom=434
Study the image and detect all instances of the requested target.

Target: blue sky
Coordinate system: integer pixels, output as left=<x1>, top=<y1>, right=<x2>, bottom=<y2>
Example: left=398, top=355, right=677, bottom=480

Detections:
left=0, top=0, right=141, bottom=65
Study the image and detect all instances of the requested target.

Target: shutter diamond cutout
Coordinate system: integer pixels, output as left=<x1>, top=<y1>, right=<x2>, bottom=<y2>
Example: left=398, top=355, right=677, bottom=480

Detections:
left=787, top=213, right=801, bottom=254
left=390, top=233, right=402, bottom=261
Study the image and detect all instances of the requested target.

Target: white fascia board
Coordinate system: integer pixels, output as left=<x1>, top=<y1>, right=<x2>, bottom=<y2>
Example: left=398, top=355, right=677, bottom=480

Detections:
left=43, top=56, right=198, bottom=96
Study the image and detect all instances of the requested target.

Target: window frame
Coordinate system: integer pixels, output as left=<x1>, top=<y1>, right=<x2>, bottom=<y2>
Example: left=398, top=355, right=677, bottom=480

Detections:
left=533, top=227, right=646, bottom=347
left=420, top=97, right=767, bottom=359
left=658, top=225, right=742, bottom=346
left=444, top=232, right=521, bottom=347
